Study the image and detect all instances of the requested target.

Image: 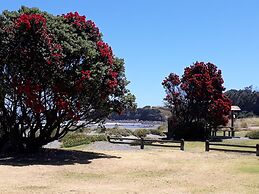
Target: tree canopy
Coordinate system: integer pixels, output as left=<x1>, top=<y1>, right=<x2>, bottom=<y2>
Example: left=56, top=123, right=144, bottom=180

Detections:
left=0, top=7, right=135, bottom=152
left=163, top=62, right=231, bottom=139
left=225, top=86, right=259, bottom=117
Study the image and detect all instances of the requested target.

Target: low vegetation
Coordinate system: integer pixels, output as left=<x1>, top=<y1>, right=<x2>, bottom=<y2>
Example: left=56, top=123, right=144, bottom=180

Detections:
left=61, top=133, right=107, bottom=148
left=234, top=117, right=259, bottom=130
left=246, top=130, right=259, bottom=139
left=150, top=124, right=166, bottom=136
left=105, top=127, right=133, bottom=137
left=132, top=128, right=150, bottom=137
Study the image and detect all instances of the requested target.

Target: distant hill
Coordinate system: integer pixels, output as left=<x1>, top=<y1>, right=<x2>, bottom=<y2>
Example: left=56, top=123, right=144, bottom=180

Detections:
left=109, top=106, right=172, bottom=121
left=225, top=86, right=259, bottom=117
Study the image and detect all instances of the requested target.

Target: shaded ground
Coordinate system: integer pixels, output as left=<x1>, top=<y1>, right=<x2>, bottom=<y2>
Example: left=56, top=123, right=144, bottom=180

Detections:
left=0, top=141, right=259, bottom=194
left=0, top=148, right=120, bottom=166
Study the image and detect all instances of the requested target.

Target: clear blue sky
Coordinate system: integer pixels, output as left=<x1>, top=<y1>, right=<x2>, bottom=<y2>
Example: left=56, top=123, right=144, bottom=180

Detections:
left=1, top=0, right=259, bottom=107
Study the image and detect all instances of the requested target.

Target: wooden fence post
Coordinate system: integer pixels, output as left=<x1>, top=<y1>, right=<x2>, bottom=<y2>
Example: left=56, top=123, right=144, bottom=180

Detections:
left=180, top=139, right=184, bottom=151
left=140, top=137, right=144, bottom=149
left=256, top=144, right=259, bottom=156
left=205, top=140, right=210, bottom=152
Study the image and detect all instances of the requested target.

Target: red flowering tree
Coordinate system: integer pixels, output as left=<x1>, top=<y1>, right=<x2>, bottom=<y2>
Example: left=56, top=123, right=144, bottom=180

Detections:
left=162, top=62, right=231, bottom=139
left=0, top=7, right=135, bottom=152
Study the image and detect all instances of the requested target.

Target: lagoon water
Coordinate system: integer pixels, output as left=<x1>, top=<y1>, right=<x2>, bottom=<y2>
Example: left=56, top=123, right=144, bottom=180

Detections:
left=90, top=121, right=161, bottom=130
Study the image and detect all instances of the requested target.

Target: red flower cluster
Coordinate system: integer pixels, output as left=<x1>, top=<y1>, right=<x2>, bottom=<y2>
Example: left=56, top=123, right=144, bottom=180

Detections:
left=107, top=80, right=118, bottom=90
left=16, top=80, right=44, bottom=113
left=97, top=41, right=113, bottom=65
left=63, top=12, right=87, bottom=30
left=109, top=69, right=118, bottom=79
left=56, top=98, right=69, bottom=110
left=81, top=70, right=91, bottom=80
left=63, top=12, right=101, bottom=41
left=15, top=13, right=46, bottom=31
left=208, top=96, right=231, bottom=125
left=182, top=62, right=225, bottom=101
left=168, top=73, right=181, bottom=85
left=85, top=20, right=101, bottom=41
left=163, top=61, right=231, bottom=128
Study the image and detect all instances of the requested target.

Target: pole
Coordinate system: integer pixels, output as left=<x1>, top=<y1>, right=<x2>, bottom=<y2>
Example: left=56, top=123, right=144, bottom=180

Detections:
left=205, top=140, right=210, bottom=152
left=180, top=139, right=184, bottom=151
left=140, top=137, right=144, bottom=149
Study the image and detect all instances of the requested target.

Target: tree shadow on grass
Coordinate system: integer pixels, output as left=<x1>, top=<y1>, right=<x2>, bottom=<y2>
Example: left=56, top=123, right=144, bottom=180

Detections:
left=0, top=148, right=121, bottom=166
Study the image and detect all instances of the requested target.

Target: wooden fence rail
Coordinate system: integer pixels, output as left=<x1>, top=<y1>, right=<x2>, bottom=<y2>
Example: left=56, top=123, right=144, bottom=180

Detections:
left=205, top=140, right=259, bottom=156
left=107, top=136, right=184, bottom=151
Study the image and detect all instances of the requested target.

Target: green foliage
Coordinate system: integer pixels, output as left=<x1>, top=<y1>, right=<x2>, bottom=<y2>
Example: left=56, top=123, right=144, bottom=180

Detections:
left=61, top=133, right=107, bottom=148
left=106, top=127, right=132, bottom=137
left=245, top=130, right=259, bottom=139
left=225, top=86, right=259, bottom=116
left=0, top=7, right=136, bottom=152
left=150, top=125, right=166, bottom=136
left=133, top=129, right=149, bottom=138
left=110, top=106, right=170, bottom=121
left=163, top=62, right=231, bottom=140
left=76, top=128, right=92, bottom=133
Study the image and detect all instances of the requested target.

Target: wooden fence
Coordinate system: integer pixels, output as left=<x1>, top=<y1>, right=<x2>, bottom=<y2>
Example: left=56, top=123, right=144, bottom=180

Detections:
left=205, top=140, right=259, bottom=156
left=107, top=136, right=184, bottom=151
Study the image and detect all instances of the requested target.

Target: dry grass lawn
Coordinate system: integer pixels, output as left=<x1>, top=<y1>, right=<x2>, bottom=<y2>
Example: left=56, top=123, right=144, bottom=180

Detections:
left=0, top=142, right=259, bottom=194
left=235, top=117, right=259, bottom=130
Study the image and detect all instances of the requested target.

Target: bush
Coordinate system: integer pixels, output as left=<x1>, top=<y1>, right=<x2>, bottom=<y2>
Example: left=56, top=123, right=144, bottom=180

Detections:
left=133, top=129, right=149, bottom=138
left=77, top=127, right=92, bottom=133
left=245, top=130, right=259, bottom=139
left=150, top=125, right=166, bottom=136
left=106, top=127, right=132, bottom=137
left=61, top=133, right=107, bottom=148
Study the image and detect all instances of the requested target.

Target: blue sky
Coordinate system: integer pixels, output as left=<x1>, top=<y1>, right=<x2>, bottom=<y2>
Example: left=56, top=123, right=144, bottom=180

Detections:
left=1, top=0, right=259, bottom=107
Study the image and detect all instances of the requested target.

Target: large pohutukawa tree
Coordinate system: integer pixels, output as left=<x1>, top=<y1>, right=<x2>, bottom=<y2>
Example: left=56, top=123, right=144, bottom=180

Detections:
left=0, top=7, right=135, bottom=152
left=162, top=62, right=231, bottom=139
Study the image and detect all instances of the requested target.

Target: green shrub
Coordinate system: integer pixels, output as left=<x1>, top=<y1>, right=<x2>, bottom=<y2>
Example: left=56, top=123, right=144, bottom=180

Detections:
left=245, top=130, right=259, bottom=139
left=76, top=127, right=92, bottom=133
left=61, top=133, right=107, bottom=148
left=150, top=124, right=166, bottom=136
left=106, top=127, right=132, bottom=137
left=133, top=128, right=149, bottom=138
left=150, top=128, right=164, bottom=136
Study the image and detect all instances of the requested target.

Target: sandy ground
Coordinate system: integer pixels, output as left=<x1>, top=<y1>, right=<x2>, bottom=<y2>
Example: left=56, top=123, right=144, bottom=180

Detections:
left=0, top=143, right=259, bottom=194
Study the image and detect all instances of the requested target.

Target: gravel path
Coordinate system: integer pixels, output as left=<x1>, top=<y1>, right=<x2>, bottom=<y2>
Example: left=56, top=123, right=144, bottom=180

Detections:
left=44, top=140, right=140, bottom=151
left=87, top=141, right=140, bottom=151
left=43, top=140, right=62, bottom=149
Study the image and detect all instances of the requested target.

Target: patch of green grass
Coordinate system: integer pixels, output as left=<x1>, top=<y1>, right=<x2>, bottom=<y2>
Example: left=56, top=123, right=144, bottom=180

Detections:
left=62, top=172, right=105, bottom=180
left=239, top=165, right=259, bottom=174
left=19, top=185, right=49, bottom=190
left=246, top=130, right=259, bottom=139
left=235, top=131, right=249, bottom=138
left=223, top=138, right=259, bottom=146
left=61, top=133, right=107, bottom=148
left=128, top=169, right=169, bottom=178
